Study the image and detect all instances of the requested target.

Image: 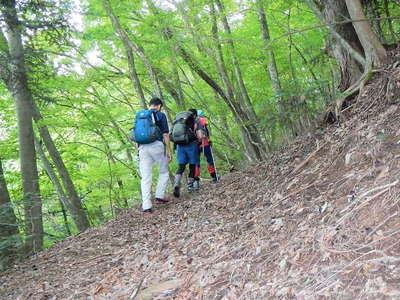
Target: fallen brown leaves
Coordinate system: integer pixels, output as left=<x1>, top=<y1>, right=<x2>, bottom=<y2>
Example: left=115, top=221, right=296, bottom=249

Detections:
left=1, top=45, right=400, bottom=300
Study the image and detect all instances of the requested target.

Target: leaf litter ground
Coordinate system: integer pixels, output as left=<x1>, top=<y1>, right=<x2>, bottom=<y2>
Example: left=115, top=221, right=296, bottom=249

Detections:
left=2, top=46, right=400, bottom=299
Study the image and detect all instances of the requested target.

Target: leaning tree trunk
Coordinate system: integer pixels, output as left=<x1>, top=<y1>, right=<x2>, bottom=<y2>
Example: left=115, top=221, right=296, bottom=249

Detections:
left=147, top=0, right=267, bottom=161
left=345, top=0, right=387, bottom=68
left=214, top=0, right=259, bottom=125
left=168, top=47, right=186, bottom=110
left=1, top=1, right=43, bottom=253
left=34, top=137, right=72, bottom=235
left=104, top=0, right=162, bottom=100
left=0, top=158, right=20, bottom=270
left=209, top=0, right=266, bottom=161
left=32, top=103, right=90, bottom=232
left=103, top=0, right=147, bottom=109
left=144, top=0, right=187, bottom=108
left=175, top=40, right=266, bottom=161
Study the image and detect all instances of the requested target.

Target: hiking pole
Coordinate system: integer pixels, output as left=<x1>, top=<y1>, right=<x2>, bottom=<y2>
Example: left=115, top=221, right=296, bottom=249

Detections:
left=209, top=143, right=219, bottom=181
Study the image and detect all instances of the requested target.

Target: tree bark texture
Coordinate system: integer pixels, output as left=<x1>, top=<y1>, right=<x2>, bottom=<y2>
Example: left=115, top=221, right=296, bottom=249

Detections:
left=32, top=103, right=90, bottom=232
left=304, top=0, right=366, bottom=74
left=307, top=0, right=365, bottom=91
left=0, top=159, right=20, bottom=270
left=1, top=0, right=43, bottom=253
left=345, top=0, right=387, bottom=67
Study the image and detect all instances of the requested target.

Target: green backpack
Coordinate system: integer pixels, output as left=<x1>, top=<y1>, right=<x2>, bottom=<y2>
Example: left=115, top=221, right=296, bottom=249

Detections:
left=170, top=111, right=196, bottom=145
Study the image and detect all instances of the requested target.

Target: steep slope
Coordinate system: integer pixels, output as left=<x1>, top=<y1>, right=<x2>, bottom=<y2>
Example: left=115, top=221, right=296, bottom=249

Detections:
left=1, top=46, right=400, bottom=299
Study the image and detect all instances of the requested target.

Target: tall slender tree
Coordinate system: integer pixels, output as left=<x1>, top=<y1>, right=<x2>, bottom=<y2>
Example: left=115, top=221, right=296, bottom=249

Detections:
left=1, top=0, right=43, bottom=253
left=255, top=0, right=283, bottom=106
left=214, top=0, right=259, bottom=124
left=32, top=102, right=90, bottom=232
left=102, top=0, right=147, bottom=109
left=34, top=137, right=72, bottom=235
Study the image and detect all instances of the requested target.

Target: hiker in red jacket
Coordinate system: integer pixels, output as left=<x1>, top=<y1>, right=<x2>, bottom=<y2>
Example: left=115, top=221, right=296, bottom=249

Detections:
left=189, top=109, right=219, bottom=190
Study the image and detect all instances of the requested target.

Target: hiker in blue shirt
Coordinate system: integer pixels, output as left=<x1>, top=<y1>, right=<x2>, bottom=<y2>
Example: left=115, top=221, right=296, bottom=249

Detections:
left=170, top=110, right=205, bottom=198
left=133, top=97, right=172, bottom=215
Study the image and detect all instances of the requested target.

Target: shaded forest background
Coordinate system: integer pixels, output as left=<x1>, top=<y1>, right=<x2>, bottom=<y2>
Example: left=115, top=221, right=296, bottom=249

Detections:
left=0, top=0, right=399, bottom=270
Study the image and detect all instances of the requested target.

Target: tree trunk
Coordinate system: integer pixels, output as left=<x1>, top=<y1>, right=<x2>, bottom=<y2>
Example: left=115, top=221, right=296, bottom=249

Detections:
left=146, top=0, right=267, bottom=161
left=304, top=0, right=366, bottom=68
left=174, top=0, right=207, bottom=54
left=34, top=136, right=71, bottom=235
left=128, top=36, right=163, bottom=99
left=214, top=0, right=259, bottom=124
left=0, top=158, right=20, bottom=270
left=209, top=0, right=237, bottom=106
left=158, top=73, right=187, bottom=109
left=104, top=0, right=163, bottom=99
left=255, top=0, right=283, bottom=106
left=345, top=0, right=387, bottom=67
left=173, top=37, right=266, bottom=161
left=208, top=0, right=266, bottom=161
left=88, top=86, right=134, bottom=162
left=102, top=0, right=147, bottom=109
left=287, top=9, right=299, bottom=89
left=1, top=1, right=43, bottom=253
left=306, top=0, right=365, bottom=90
left=168, top=50, right=186, bottom=110
left=32, top=103, right=90, bottom=232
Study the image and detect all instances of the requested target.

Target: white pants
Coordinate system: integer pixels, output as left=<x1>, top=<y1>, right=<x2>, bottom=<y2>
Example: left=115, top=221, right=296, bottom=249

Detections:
left=138, top=141, right=169, bottom=210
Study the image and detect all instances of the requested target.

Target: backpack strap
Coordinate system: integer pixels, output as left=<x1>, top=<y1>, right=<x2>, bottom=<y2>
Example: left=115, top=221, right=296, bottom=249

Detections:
left=151, top=110, right=161, bottom=128
left=152, top=110, right=165, bottom=143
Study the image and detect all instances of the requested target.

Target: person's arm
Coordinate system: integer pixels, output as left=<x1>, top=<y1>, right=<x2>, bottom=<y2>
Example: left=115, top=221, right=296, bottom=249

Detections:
left=196, top=129, right=205, bottom=142
left=195, top=120, right=206, bottom=142
left=163, top=133, right=172, bottom=161
left=159, top=112, right=172, bottom=161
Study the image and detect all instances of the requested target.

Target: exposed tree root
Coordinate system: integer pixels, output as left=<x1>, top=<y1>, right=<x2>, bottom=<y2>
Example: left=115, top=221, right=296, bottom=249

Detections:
left=323, top=67, right=377, bottom=124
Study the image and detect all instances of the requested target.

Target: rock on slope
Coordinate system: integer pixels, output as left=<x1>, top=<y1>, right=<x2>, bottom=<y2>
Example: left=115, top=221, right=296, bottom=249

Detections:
left=1, top=46, right=400, bottom=299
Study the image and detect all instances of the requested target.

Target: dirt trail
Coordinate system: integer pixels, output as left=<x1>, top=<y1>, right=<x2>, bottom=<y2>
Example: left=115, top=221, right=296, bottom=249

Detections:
left=1, top=46, right=400, bottom=299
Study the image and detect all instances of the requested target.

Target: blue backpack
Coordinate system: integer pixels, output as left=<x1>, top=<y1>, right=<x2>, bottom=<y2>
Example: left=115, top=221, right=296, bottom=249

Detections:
left=131, top=110, right=162, bottom=144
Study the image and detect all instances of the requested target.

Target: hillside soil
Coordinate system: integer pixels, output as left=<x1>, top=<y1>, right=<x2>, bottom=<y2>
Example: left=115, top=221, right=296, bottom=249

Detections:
left=1, top=46, right=400, bottom=299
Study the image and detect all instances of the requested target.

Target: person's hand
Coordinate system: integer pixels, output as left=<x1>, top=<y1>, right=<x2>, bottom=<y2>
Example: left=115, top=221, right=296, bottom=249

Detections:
left=166, top=152, right=172, bottom=163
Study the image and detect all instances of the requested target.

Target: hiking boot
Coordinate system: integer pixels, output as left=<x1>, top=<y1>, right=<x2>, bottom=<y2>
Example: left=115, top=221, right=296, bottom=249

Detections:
left=193, top=180, right=200, bottom=191
left=143, top=208, right=153, bottom=216
left=173, top=174, right=182, bottom=198
left=187, top=177, right=195, bottom=192
left=187, top=183, right=194, bottom=192
left=173, top=186, right=180, bottom=198
left=155, top=198, right=170, bottom=205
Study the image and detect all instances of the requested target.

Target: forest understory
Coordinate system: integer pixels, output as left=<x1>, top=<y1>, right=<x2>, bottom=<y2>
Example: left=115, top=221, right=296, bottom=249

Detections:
left=1, top=45, right=400, bottom=300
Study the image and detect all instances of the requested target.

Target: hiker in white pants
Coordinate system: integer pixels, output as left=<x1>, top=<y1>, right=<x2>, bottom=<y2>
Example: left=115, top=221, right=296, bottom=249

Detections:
left=134, top=97, right=172, bottom=215
left=139, top=140, right=170, bottom=211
